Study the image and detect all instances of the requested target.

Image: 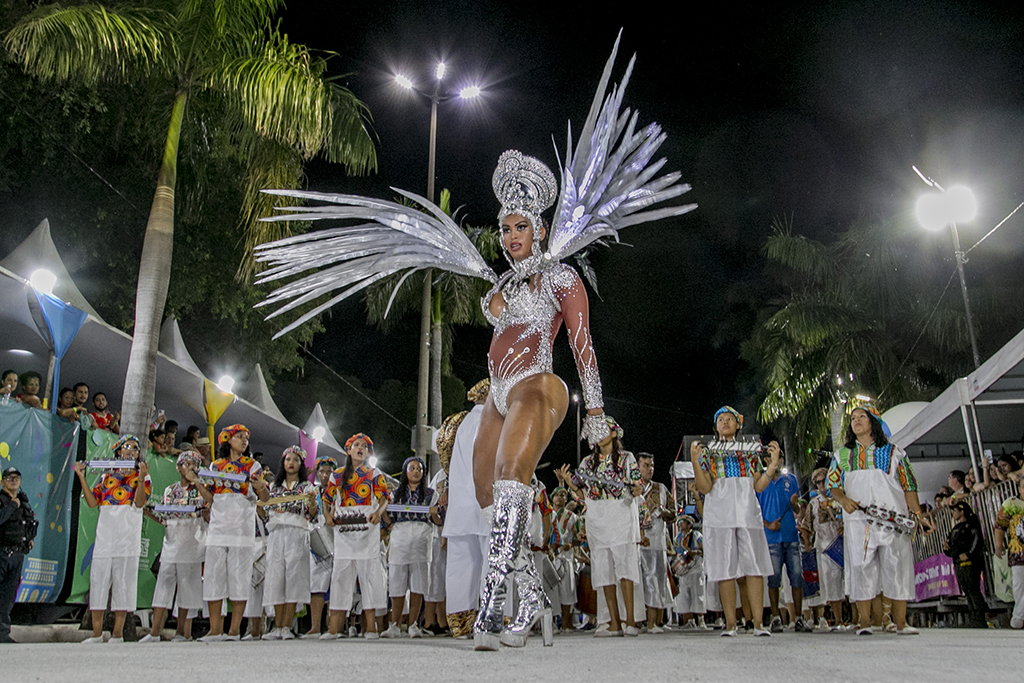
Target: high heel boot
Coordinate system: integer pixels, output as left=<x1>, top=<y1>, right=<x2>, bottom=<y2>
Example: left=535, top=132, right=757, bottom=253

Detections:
left=473, top=479, right=532, bottom=651
left=501, top=533, right=554, bottom=648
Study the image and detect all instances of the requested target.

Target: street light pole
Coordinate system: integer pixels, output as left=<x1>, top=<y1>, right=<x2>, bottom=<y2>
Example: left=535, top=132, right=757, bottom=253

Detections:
left=949, top=220, right=981, bottom=370
left=574, top=394, right=581, bottom=466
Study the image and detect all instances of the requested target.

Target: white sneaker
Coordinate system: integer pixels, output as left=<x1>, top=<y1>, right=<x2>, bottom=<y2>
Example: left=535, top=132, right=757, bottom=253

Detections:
left=348, top=626, right=357, bottom=638
left=720, top=628, right=737, bottom=637
left=107, top=637, right=124, bottom=643
left=649, top=625, right=664, bottom=634
left=816, top=617, right=830, bottom=631
left=896, top=626, right=919, bottom=636
left=171, top=635, right=189, bottom=642
left=280, top=629, right=295, bottom=640
left=364, top=631, right=380, bottom=640
left=752, top=628, right=772, bottom=637
left=82, top=635, right=105, bottom=644
left=408, top=624, right=423, bottom=638
left=381, top=623, right=402, bottom=639
left=319, top=632, right=342, bottom=640
left=301, top=632, right=322, bottom=640
left=261, top=629, right=282, bottom=641
left=595, top=628, right=623, bottom=637
left=222, top=634, right=240, bottom=641
left=1011, top=617, right=1023, bottom=629
left=198, top=633, right=226, bottom=643
left=138, top=633, right=160, bottom=643
left=241, top=633, right=254, bottom=641
left=624, top=626, right=640, bottom=637
left=681, top=620, right=697, bottom=631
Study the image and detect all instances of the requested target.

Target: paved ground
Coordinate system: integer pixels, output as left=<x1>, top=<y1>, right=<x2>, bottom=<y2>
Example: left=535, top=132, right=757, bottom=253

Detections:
left=3, top=627, right=1020, bottom=681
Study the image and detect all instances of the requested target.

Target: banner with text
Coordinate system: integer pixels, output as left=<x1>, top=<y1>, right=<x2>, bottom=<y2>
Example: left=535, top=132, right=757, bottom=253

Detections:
left=914, top=553, right=960, bottom=602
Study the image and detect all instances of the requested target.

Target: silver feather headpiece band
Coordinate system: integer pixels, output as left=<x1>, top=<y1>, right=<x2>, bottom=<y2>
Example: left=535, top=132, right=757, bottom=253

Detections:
left=492, top=150, right=557, bottom=235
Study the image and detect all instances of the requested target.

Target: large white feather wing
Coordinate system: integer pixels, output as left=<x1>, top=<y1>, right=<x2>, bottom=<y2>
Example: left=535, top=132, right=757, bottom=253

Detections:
left=253, top=188, right=497, bottom=339
left=547, top=32, right=696, bottom=261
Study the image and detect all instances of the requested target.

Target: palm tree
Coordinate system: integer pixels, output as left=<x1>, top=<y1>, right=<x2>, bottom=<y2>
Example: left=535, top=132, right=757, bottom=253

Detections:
left=5, top=1, right=375, bottom=442
left=364, top=189, right=500, bottom=425
left=743, top=216, right=971, bottom=468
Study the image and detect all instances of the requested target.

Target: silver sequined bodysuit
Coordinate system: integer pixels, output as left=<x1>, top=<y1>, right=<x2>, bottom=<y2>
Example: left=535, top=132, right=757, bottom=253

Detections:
left=481, top=262, right=603, bottom=416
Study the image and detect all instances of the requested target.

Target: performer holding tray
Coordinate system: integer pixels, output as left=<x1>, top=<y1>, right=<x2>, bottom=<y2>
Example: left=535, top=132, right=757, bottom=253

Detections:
left=73, top=434, right=151, bottom=644
left=198, top=424, right=270, bottom=642
left=140, top=450, right=211, bottom=642
left=827, top=405, right=932, bottom=636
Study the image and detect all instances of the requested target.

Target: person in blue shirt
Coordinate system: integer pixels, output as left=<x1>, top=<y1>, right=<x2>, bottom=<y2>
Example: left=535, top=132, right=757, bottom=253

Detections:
left=757, top=452, right=809, bottom=633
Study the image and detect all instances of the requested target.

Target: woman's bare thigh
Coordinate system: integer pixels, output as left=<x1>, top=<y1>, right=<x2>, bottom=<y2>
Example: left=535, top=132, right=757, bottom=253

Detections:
left=494, top=373, right=569, bottom=484
left=472, top=395, right=504, bottom=508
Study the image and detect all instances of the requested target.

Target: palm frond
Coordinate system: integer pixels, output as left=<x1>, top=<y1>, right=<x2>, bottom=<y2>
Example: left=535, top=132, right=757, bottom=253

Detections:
left=4, top=4, right=170, bottom=85
left=763, top=217, right=837, bottom=284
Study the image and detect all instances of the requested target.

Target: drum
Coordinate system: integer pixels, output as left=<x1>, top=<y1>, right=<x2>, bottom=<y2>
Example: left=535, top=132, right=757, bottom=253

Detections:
left=252, top=552, right=267, bottom=589
left=824, top=535, right=844, bottom=568
left=671, top=553, right=693, bottom=577
left=541, top=555, right=563, bottom=586
left=309, top=525, right=334, bottom=563
left=577, top=566, right=597, bottom=616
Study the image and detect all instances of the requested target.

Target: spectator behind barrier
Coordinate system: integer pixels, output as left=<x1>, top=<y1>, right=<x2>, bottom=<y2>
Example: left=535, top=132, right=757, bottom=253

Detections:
left=16, top=371, right=42, bottom=409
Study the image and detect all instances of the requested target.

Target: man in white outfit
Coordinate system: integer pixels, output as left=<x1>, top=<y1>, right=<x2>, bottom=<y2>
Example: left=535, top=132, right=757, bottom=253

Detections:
left=440, top=380, right=491, bottom=638
left=637, top=452, right=675, bottom=632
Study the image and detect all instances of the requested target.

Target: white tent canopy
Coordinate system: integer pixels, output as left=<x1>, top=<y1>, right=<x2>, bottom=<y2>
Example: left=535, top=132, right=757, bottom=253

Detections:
left=891, top=326, right=1024, bottom=474
left=303, top=402, right=345, bottom=453
left=0, top=222, right=343, bottom=466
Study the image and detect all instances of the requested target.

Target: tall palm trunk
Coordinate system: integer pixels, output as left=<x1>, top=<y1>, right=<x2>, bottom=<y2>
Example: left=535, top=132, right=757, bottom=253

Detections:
left=120, top=91, right=187, bottom=445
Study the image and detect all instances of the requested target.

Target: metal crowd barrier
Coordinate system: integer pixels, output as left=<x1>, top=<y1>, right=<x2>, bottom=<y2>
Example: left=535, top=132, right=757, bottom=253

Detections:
left=912, top=478, right=1019, bottom=602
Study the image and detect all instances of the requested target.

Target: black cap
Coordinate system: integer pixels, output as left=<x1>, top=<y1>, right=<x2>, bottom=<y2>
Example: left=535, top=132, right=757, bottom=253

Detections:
left=2, top=466, right=21, bottom=478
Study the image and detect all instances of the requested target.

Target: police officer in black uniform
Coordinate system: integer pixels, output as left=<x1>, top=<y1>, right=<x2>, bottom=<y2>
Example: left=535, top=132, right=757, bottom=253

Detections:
left=1, top=466, right=36, bottom=643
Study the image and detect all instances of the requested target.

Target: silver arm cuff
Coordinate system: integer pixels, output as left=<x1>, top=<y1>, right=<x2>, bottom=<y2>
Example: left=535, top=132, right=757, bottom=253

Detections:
left=581, top=413, right=610, bottom=447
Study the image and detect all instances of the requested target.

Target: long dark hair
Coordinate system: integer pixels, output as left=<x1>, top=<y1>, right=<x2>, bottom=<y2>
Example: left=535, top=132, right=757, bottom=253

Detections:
left=844, top=410, right=889, bottom=450
left=275, top=451, right=309, bottom=487
left=218, top=440, right=252, bottom=460
left=394, top=458, right=428, bottom=504
left=589, top=434, right=625, bottom=472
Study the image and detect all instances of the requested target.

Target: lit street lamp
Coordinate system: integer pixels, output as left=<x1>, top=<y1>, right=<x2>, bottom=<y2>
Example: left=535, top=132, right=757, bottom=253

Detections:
left=393, top=60, right=483, bottom=464
left=913, top=167, right=981, bottom=369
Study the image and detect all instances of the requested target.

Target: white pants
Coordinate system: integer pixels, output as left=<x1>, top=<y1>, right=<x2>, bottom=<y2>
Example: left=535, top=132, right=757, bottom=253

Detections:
left=639, top=546, right=671, bottom=609
left=591, top=543, right=640, bottom=587
left=703, top=526, right=773, bottom=582
left=389, top=562, right=428, bottom=597
left=89, top=556, right=138, bottom=611
left=844, top=520, right=913, bottom=602
left=674, top=569, right=705, bottom=614
left=152, top=561, right=203, bottom=611
left=817, top=550, right=845, bottom=603
left=445, top=535, right=487, bottom=614
left=264, top=526, right=311, bottom=606
left=425, top=536, right=447, bottom=602
left=203, top=545, right=252, bottom=602
left=331, top=558, right=386, bottom=612
left=1011, top=565, right=1024, bottom=625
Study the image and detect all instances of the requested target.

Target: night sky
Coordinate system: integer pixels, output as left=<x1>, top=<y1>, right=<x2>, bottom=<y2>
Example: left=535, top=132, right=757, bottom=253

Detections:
left=277, top=1, right=1024, bottom=482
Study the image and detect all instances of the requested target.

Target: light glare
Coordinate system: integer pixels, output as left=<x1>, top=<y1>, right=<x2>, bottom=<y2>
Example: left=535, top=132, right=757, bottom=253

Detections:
left=216, top=375, right=235, bottom=393
left=30, top=269, right=57, bottom=294
left=312, top=426, right=326, bottom=441
left=367, top=456, right=378, bottom=468
left=460, top=85, right=481, bottom=99
left=395, top=74, right=413, bottom=89
left=916, top=186, right=977, bottom=231
left=435, top=62, right=446, bottom=80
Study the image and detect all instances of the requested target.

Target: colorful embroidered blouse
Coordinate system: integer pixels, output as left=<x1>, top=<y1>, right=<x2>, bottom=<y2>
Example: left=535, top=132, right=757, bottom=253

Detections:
left=673, top=528, right=703, bottom=557
left=699, top=440, right=763, bottom=479
left=162, top=481, right=204, bottom=508
left=826, top=442, right=918, bottom=492
left=549, top=508, right=578, bottom=548
left=92, top=468, right=152, bottom=506
left=324, top=465, right=388, bottom=508
left=572, top=451, right=641, bottom=500
left=207, top=455, right=261, bottom=496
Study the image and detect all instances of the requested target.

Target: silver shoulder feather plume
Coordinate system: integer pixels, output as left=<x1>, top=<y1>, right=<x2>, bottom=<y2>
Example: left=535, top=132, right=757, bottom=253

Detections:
left=253, top=188, right=497, bottom=339
left=546, top=30, right=696, bottom=262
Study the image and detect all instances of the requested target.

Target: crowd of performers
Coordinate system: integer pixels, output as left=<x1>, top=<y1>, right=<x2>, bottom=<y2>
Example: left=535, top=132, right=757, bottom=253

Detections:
left=72, top=391, right=950, bottom=644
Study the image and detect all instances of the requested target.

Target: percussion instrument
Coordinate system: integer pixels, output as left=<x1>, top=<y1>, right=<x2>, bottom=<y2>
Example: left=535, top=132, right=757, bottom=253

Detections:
left=333, top=510, right=369, bottom=532
left=252, top=552, right=267, bottom=588
left=87, top=460, right=136, bottom=471
left=309, top=524, right=334, bottom=563
left=258, top=493, right=310, bottom=511
left=146, top=504, right=200, bottom=522
left=824, top=535, right=844, bottom=568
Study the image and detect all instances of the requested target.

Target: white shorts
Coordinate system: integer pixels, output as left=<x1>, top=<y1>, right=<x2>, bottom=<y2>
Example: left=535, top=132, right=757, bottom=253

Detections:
left=152, top=561, right=203, bottom=610
left=591, top=543, right=641, bottom=588
left=445, top=535, right=487, bottom=614
left=389, top=562, right=428, bottom=597
left=844, top=520, right=914, bottom=602
left=639, top=547, right=671, bottom=609
left=203, top=545, right=253, bottom=602
left=310, top=551, right=333, bottom=595
left=425, top=536, right=446, bottom=602
left=331, top=559, right=386, bottom=612
left=703, top=526, right=773, bottom=582
left=263, top=526, right=311, bottom=606
left=673, top=570, right=705, bottom=614
left=89, top=556, right=138, bottom=611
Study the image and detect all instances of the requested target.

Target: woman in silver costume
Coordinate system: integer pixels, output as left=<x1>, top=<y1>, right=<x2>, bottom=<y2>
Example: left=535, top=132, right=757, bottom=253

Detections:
left=252, top=33, right=695, bottom=650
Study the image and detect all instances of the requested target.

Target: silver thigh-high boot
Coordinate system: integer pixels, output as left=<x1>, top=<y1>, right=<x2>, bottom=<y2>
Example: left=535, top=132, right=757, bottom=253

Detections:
left=501, top=534, right=554, bottom=647
left=473, top=479, right=532, bottom=651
